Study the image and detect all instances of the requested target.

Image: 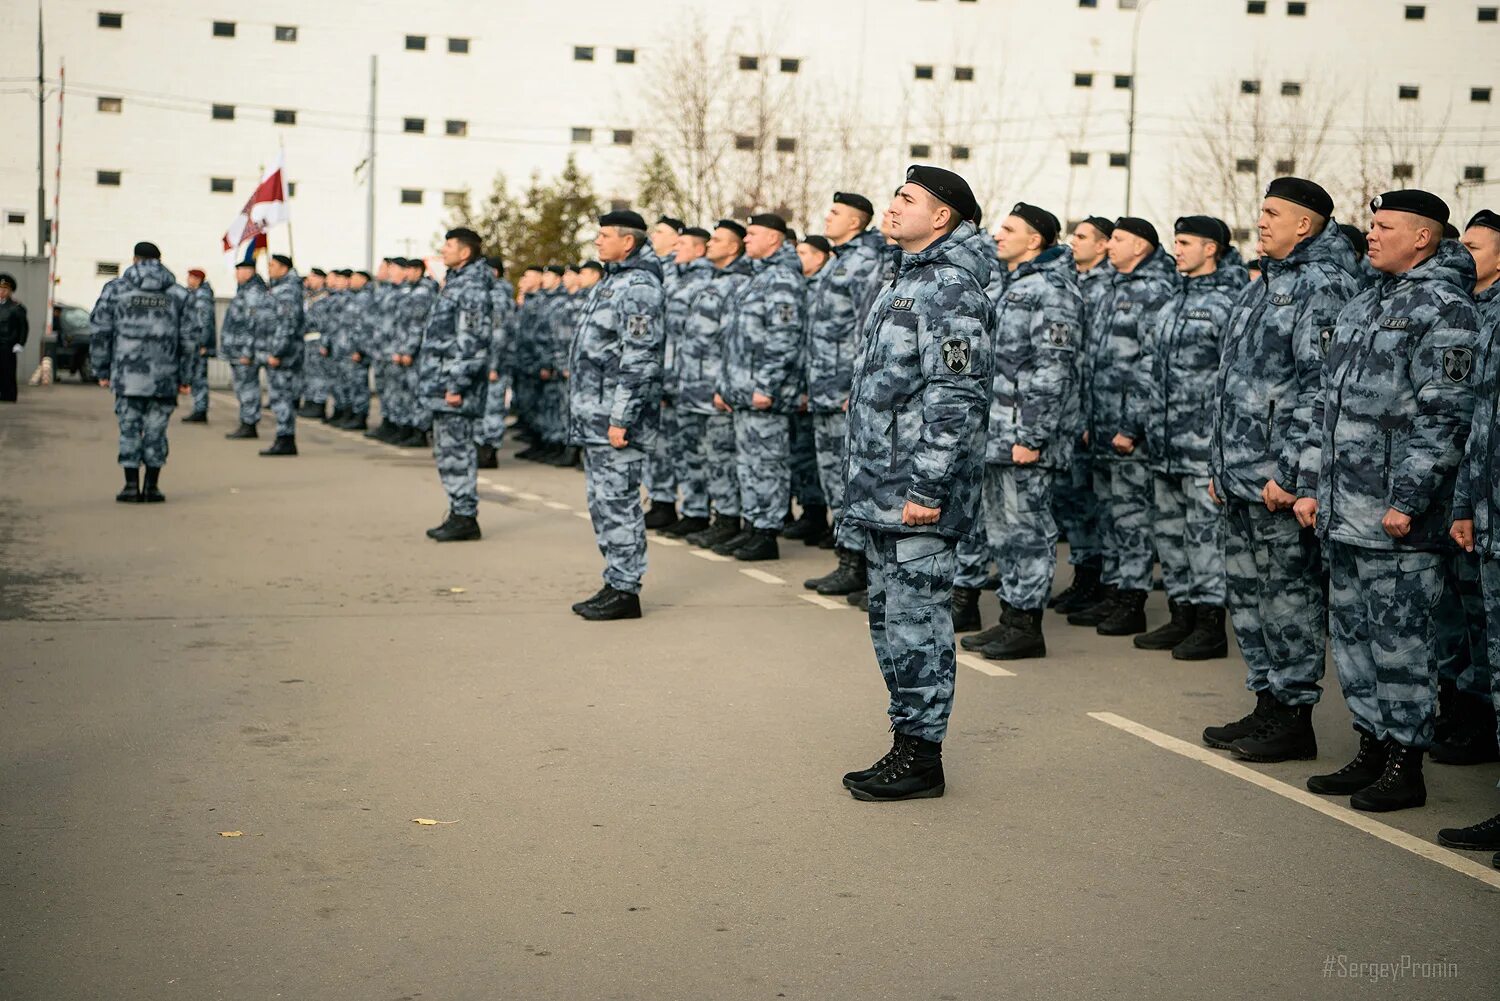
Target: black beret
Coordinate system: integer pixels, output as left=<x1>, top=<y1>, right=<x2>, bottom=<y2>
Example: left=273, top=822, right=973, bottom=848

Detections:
left=1443, top=222, right=1461, bottom=239
left=335, top=268, right=354, bottom=277
left=656, top=216, right=685, bottom=233
left=354, top=270, right=371, bottom=280
left=1010, top=202, right=1061, bottom=246
left=1370, top=189, right=1449, bottom=225
left=581, top=260, right=604, bottom=273
left=0, top=272, right=16, bottom=289
left=833, top=192, right=874, bottom=216
left=381, top=256, right=398, bottom=264
left=271, top=253, right=294, bottom=267
left=1265, top=176, right=1334, bottom=219
left=1468, top=210, right=1500, bottom=235
left=786, top=228, right=799, bottom=243
left=407, top=259, right=426, bottom=272
left=1083, top=215, right=1116, bottom=237
left=800, top=235, right=832, bottom=254
left=310, top=268, right=328, bottom=277
left=544, top=265, right=566, bottom=276
left=681, top=226, right=710, bottom=241
left=1114, top=216, right=1159, bottom=248
left=565, top=264, right=580, bottom=273
left=524, top=264, right=544, bottom=273
left=599, top=209, right=647, bottom=230
left=486, top=255, right=505, bottom=271
left=1174, top=215, right=1230, bottom=247
left=748, top=213, right=789, bottom=234
left=133, top=241, right=161, bottom=259
left=904, top=165, right=979, bottom=225
left=1338, top=223, right=1368, bottom=258
left=715, top=219, right=747, bottom=239
left=972, top=205, right=983, bottom=228
left=233, top=259, right=256, bottom=270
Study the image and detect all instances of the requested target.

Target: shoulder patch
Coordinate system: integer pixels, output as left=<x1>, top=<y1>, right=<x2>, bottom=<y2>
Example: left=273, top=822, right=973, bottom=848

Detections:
left=1048, top=323, right=1073, bottom=347
left=1379, top=315, right=1410, bottom=330
left=1444, top=346, right=1474, bottom=383
left=600, top=288, right=614, bottom=300
left=890, top=297, right=915, bottom=311
left=626, top=314, right=651, bottom=337
left=941, top=337, right=972, bottom=374
left=775, top=302, right=797, bottom=325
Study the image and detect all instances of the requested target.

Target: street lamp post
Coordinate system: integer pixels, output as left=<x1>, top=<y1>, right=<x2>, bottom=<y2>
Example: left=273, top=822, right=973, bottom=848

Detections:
left=1124, top=0, right=1160, bottom=216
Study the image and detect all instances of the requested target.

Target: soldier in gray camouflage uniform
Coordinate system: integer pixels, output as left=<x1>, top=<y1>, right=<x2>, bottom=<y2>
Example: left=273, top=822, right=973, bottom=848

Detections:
left=644, top=222, right=687, bottom=529
left=88, top=242, right=194, bottom=502
left=299, top=269, right=331, bottom=419
left=389, top=260, right=436, bottom=448
left=1134, top=217, right=1247, bottom=660
left=476, top=256, right=517, bottom=468
left=656, top=229, right=716, bottom=537
left=365, top=259, right=401, bottom=441
left=1204, top=177, right=1362, bottom=763
left=180, top=268, right=215, bottom=423
left=1440, top=208, right=1500, bottom=858
left=841, top=166, right=991, bottom=803
left=317, top=270, right=348, bottom=422
left=1305, top=190, right=1479, bottom=813
left=221, top=260, right=276, bottom=441
left=259, top=254, right=305, bottom=456
left=713, top=213, right=806, bottom=562
left=419, top=229, right=494, bottom=542
left=567, top=210, right=667, bottom=621
left=337, top=270, right=374, bottom=430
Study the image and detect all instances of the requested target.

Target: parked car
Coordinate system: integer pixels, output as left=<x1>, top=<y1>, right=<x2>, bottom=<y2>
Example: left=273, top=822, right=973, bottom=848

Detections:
left=46, top=302, right=94, bottom=381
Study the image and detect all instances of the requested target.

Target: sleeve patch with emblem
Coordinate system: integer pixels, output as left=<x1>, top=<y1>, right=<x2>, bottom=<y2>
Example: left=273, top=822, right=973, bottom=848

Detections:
left=941, top=337, right=972, bottom=373
left=1047, top=322, right=1073, bottom=347
left=1443, top=346, right=1474, bottom=383
left=775, top=303, right=797, bottom=325
left=626, top=314, right=651, bottom=336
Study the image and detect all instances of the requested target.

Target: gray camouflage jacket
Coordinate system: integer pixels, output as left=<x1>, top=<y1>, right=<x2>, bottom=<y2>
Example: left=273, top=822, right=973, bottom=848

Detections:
left=675, top=255, right=752, bottom=415
left=664, top=256, right=716, bottom=402
left=804, top=229, right=886, bottom=412
left=718, top=242, right=807, bottom=413
left=220, top=275, right=276, bottom=363
left=266, top=270, right=305, bottom=367
left=1084, top=247, right=1178, bottom=461
left=566, top=249, right=666, bottom=447
left=488, top=279, right=517, bottom=374
left=843, top=221, right=993, bottom=540
left=188, top=282, right=217, bottom=356
left=1316, top=240, right=1480, bottom=551
left=393, top=276, right=437, bottom=357
left=1453, top=283, right=1500, bottom=555
left=418, top=258, right=493, bottom=418
left=88, top=259, right=194, bottom=398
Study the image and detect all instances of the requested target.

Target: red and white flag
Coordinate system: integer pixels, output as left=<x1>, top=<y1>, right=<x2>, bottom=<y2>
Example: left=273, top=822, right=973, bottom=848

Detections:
left=222, top=151, right=289, bottom=261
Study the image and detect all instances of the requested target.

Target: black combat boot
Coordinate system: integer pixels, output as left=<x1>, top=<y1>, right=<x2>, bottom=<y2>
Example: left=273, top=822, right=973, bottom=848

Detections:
left=688, top=515, right=739, bottom=548
left=1307, top=729, right=1387, bottom=795
left=1229, top=701, right=1317, bottom=762
left=141, top=466, right=166, bottom=503
left=981, top=607, right=1047, bottom=661
left=341, top=412, right=368, bottom=431
left=116, top=467, right=141, bottom=503
left=1096, top=589, right=1148, bottom=636
left=477, top=444, right=499, bottom=469
left=664, top=515, right=709, bottom=537
left=1172, top=604, right=1229, bottom=660
left=848, top=734, right=945, bottom=801
left=259, top=435, right=298, bottom=456
left=643, top=501, right=678, bottom=530
left=427, top=512, right=481, bottom=542
left=951, top=586, right=982, bottom=633
left=180, top=409, right=207, bottom=424
left=549, top=445, right=581, bottom=468
left=296, top=401, right=321, bottom=419
left=1350, top=741, right=1427, bottom=812
left=577, top=586, right=642, bottom=621
left=365, top=421, right=391, bottom=441
left=1133, top=599, right=1195, bottom=650
left=401, top=427, right=430, bottom=449
left=323, top=405, right=342, bottom=424
left=960, top=602, right=1016, bottom=652
left=515, top=440, right=544, bottom=460
left=843, top=732, right=908, bottom=790
left=1429, top=693, right=1500, bottom=765
left=1051, top=560, right=1102, bottom=613
left=225, top=422, right=258, bottom=440
left=1202, top=691, right=1278, bottom=749
left=1438, top=811, right=1500, bottom=851
left=571, top=586, right=611, bottom=615
left=733, top=529, right=780, bottom=561
left=1066, top=583, right=1118, bottom=627
left=847, top=589, right=869, bottom=611
left=806, top=549, right=866, bottom=596
left=712, top=525, right=757, bottom=556
left=781, top=503, right=826, bottom=541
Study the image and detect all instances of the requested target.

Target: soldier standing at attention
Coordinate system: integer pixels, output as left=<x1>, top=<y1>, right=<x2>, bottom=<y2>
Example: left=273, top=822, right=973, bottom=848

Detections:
left=365, top=259, right=399, bottom=441
left=420, top=228, right=494, bottom=543
left=180, top=268, right=216, bottom=423
left=841, top=166, right=992, bottom=802
left=339, top=269, right=374, bottom=431
left=221, top=260, right=274, bottom=441
left=299, top=268, right=331, bottom=419
left=476, top=255, right=517, bottom=470
left=657, top=226, right=717, bottom=538
left=260, top=253, right=305, bottom=457
left=0, top=273, right=26, bottom=403
left=88, top=241, right=194, bottom=502
left=1204, top=178, right=1361, bottom=762
left=567, top=210, right=666, bottom=621
left=1305, top=191, right=1480, bottom=812
left=643, top=217, right=686, bottom=526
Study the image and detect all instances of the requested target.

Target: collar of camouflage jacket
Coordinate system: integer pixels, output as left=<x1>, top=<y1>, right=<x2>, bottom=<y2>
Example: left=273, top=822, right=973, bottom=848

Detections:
left=897, top=220, right=993, bottom=289
left=1264, top=216, right=1361, bottom=280
left=751, top=241, right=802, bottom=276
left=1375, top=238, right=1478, bottom=297
left=125, top=258, right=176, bottom=291
left=607, top=246, right=664, bottom=281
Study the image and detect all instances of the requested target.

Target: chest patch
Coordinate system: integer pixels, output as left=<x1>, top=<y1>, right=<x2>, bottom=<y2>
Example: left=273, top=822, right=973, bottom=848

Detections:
left=1269, top=293, right=1295, bottom=306
left=600, top=289, right=613, bottom=300
left=1185, top=309, right=1213, bottom=321
left=775, top=303, right=797, bottom=325
left=1048, top=323, right=1072, bottom=347
left=891, top=297, right=915, bottom=311
left=1444, top=346, right=1474, bottom=383
left=941, top=338, right=972, bottom=374
left=1379, top=315, right=1410, bottom=330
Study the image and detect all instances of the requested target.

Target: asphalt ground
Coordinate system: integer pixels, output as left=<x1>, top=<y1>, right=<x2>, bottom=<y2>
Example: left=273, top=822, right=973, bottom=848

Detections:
left=2, top=383, right=1497, bottom=1000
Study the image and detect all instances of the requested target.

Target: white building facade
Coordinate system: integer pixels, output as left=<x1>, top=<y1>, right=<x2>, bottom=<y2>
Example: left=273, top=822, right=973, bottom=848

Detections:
left=1, top=0, right=1495, bottom=303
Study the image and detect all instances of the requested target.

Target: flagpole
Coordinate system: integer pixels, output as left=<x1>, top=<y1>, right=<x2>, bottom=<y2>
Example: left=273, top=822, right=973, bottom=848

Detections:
left=279, top=137, right=294, bottom=261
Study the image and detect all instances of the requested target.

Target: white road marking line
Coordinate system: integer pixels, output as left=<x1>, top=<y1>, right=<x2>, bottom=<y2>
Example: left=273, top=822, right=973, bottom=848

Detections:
left=1088, top=711, right=1500, bottom=891
left=690, top=550, right=732, bottom=563
left=476, top=477, right=494, bottom=486
left=653, top=536, right=684, bottom=547
left=515, top=491, right=544, bottom=501
left=799, top=594, right=849, bottom=610
left=544, top=501, right=572, bottom=511
left=493, top=484, right=516, bottom=494
left=573, top=511, right=591, bottom=520
left=739, top=568, right=784, bottom=585
left=956, top=653, right=1017, bottom=678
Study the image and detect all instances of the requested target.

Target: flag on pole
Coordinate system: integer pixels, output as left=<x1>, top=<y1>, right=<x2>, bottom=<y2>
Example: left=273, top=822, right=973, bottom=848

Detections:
left=222, top=151, right=288, bottom=261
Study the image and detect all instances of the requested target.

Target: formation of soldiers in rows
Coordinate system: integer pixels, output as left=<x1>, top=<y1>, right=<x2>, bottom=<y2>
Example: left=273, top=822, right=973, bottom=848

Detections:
left=84, top=166, right=1500, bottom=844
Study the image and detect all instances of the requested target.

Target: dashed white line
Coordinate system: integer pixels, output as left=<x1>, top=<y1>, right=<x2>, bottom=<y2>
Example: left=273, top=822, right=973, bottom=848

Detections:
left=493, top=484, right=516, bottom=494
left=544, top=501, right=572, bottom=511
left=1088, top=711, right=1500, bottom=891
left=799, top=594, right=849, bottom=610
left=515, top=491, right=544, bottom=501
left=957, top=653, right=1017, bottom=678
left=690, top=550, right=732, bottom=563
left=653, top=536, right=685, bottom=547
left=573, top=511, right=591, bottom=520
left=739, top=568, right=785, bottom=585
left=477, top=477, right=494, bottom=486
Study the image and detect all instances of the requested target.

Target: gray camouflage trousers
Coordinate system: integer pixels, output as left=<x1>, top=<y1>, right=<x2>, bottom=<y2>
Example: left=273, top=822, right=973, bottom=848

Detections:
left=812, top=411, right=848, bottom=523
left=383, top=361, right=416, bottom=428
left=983, top=464, right=1058, bottom=611
left=114, top=395, right=174, bottom=467
left=1474, top=557, right=1500, bottom=752
left=186, top=352, right=209, bottom=415
left=231, top=361, right=262, bottom=426
left=1328, top=541, right=1441, bottom=749
left=1095, top=460, right=1153, bottom=590
left=432, top=412, right=479, bottom=517
left=790, top=412, right=825, bottom=508
left=267, top=366, right=299, bottom=438
left=1223, top=499, right=1326, bottom=706
left=476, top=370, right=511, bottom=447
left=1435, top=551, right=1489, bottom=696
left=864, top=531, right=958, bottom=743
left=336, top=357, right=370, bottom=417
left=732, top=411, right=790, bottom=531
left=672, top=410, right=708, bottom=518
left=302, top=345, right=332, bottom=404
left=954, top=523, right=991, bottom=590
left=645, top=402, right=678, bottom=503
left=1055, top=446, right=1100, bottom=565
left=677, top=411, right=739, bottom=519
left=584, top=444, right=648, bottom=593
left=538, top=377, right=567, bottom=445
left=1152, top=472, right=1226, bottom=605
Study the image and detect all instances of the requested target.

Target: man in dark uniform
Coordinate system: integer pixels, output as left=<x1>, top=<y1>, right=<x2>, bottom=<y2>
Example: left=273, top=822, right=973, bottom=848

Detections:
left=0, top=273, right=27, bottom=402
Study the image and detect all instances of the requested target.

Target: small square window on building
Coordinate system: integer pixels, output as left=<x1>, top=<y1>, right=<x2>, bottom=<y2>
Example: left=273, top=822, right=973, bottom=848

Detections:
left=1474, top=87, right=1494, bottom=102
left=915, top=65, right=934, bottom=80
left=1404, top=5, right=1425, bottom=20
left=275, top=25, right=297, bottom=43
left=775, top=137, right=796, bottom=153
left=1247, top=0, right=1267, bottom=13
left=780, top=58, right=800, bottom=73
left=98, top=11, right=122, bottom=28
left=445, top=119, right=468, bottom=137
left=212, top=104, right=235, bottom=121
left=951, top=145, right=971, bottom=160
left=1281, top=81, right=1302, bottom=96
left=400, top=189, right=423, bottom=204
left=210, top=177, right=234, bottom=193
left=910, top=143, right=932, bottom=158
left=443, top=190, right=466, bottom=207
left=739, top=55, right=760, bottom=71
left=274, top=108, right=297, bottom=125
left=213, top=21, right=235, bottom=38
left=954, top=66, right=975, bottom=82
left=1069, top=151, right=1090, bottom=166
left=1286, top=1, right=1307, bottom=14
left=1232, top=227, right=1252, bottom=243
left=404, top=117, right=426, bottom=134
left=616, top=48, right=636, bottom=64
left=1109, top=152, right=1130, bottom=168
left=1275, top=158, right=1296, bottom=173
left=1119, top=0, right=1139, bottom=9
left=287, top=182, right=296, bottom=197
left=96, top=262, right=120, bottom=277
left=1465, top=165, right=1488, bottom=182
left=4, top=211, right=25, bottom=226
left=1398, top=84, right=1420, bottom=100
left=1392, top=163, right=1415, bottom=179
left=97, top=170, right=121, bottom=186
left=448, top=37, right=469, bottom=54
left=1078, top=0, right=1098, bottom=8
left=574, top=46, right=594, bottom=61
left=97, top=96, right=123, bottom=113
left=571, top=127, right=593, bottom=143
left=1235, top=157, right=1257, bottom=173
left=1241, top=79, right=1262, bottom=94
left=1481, top=7, right=1499, bottom=22
left=735, top=134, right=756, bottom=151
left=1074, top=72, right=1094, bottom=87
left=1114, top=74, right=1133, bottom=89
left=406, top=34, right=427, bottom=51
left=613, top=129, right=634, bottom=145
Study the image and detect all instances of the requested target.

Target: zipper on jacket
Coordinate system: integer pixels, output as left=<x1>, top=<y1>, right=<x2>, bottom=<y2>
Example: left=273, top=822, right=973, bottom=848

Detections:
left=1265, top=400, right=1276, bottom=442
left=1383, top=429, right=1392, bottom=489
left=889, top=410, right=900, bottom=471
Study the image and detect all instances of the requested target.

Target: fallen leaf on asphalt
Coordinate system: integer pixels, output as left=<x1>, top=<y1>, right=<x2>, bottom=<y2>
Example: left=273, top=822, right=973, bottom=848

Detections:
left=218, top=831, right=243, bottom=837
left=411, top=818, right=459, bottom=826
